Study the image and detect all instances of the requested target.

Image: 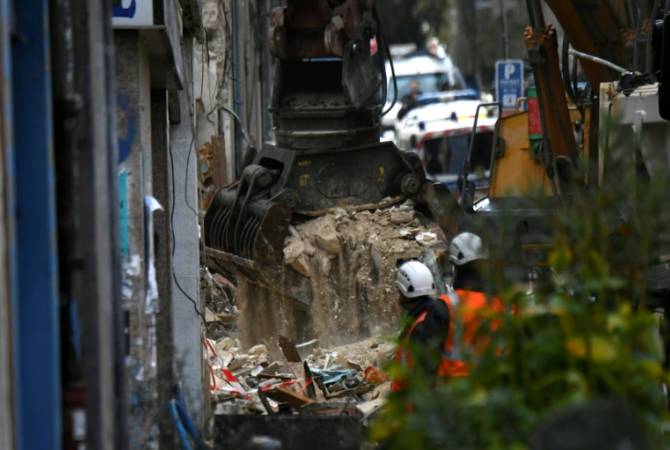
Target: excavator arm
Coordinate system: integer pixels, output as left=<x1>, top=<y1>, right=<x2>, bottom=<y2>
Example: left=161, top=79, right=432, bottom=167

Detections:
left=204, top=0, right=430, bottom=288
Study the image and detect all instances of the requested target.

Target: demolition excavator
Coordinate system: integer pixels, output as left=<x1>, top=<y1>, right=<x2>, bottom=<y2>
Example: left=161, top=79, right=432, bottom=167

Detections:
left=204, top=0, right=456, bottom=300
left=205, top=0, right=670, bottom=343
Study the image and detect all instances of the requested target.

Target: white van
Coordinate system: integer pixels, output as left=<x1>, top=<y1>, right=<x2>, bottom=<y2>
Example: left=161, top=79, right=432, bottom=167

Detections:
left=381, top=53, right=467, bottom=133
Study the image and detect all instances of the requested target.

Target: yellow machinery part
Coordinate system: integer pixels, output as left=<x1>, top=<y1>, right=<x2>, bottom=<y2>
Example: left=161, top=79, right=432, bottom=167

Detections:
left=489, top=111, right=554, bottom=198
left=489, top=106, right=591, bottom=198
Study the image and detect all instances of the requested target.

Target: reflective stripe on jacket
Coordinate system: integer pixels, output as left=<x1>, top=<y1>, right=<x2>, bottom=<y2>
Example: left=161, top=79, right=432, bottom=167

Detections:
left=441, top=290, right=505, bottom=377
left=392, top=290, right=504, bottom=391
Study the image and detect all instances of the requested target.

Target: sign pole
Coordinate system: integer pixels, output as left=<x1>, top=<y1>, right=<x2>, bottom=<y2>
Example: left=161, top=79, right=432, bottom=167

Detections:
left=498, top=0, right=509, bottom=59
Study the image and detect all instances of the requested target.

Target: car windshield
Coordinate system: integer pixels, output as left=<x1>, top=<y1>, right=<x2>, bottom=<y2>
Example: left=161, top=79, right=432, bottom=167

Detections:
left=389, top=73, right=461, bottom=100
left=424, top=131, right=493, bottom=176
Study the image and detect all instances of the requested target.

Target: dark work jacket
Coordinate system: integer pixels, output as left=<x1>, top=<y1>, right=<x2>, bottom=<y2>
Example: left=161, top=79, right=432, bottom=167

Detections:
left=401, top=296, right=451, bottom=376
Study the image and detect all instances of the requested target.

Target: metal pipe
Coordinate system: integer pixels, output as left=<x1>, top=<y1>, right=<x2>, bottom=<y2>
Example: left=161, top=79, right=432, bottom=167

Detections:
left=525, top=0, right=546, bottom=30
left=632, top=0, right=642, bottom=73
left=568, top=48, right=630, bottom=74
left=231, top=0, right=243, bottom=178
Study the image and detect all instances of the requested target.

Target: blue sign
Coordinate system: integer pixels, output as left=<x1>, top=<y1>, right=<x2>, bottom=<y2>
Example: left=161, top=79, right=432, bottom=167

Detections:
left=495, top=59, right=524, bottom=110
left=113, top=0, right=137, bottom=18
left=113, top=0, right=154, bottom=27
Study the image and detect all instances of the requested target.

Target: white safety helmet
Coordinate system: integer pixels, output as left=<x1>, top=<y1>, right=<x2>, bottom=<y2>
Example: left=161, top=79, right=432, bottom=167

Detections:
left=396, top=260, right=436, bottom=298
left=449, top=232, right=488, bottom=266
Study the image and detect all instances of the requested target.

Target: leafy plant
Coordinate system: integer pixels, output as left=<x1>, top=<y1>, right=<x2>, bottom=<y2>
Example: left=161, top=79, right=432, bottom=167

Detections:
left=373, top=155, right=670, bottom=449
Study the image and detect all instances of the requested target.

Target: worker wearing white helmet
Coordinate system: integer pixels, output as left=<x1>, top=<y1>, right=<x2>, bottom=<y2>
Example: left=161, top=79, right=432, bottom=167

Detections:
left=392, top=260, right=451, bottom=392
left=449, top=231, right=492, bottom=293
left=441, top=232, right=505, bottom=378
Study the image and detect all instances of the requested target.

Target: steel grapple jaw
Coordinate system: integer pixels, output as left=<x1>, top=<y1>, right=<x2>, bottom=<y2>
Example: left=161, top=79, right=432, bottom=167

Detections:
left=204, top=164, right=292, bottom=269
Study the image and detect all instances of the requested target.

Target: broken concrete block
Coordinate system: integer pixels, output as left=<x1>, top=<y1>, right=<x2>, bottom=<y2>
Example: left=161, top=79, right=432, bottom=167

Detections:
left=415, top=231, right=438, bottom=246
left=317, top=253, right=332, bottom=275
left=390, top=208, right=415, bottom=224
left=284, top=237, right=313, bottom=276
left=248, top=344, right=269, bottom=357
left=303, top=239, right=316, bottom=256
left=217, top=337, right=236, bottom=352
left=284, top=237, right=305, bottom=263
left=290, top=255, right=313, bottom=278
left=313, top=221, right=341, bottom=255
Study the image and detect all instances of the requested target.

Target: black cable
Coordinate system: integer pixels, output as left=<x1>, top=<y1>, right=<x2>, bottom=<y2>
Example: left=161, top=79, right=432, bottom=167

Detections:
left=374, top=6, right=398, bottom=117
left=183, top=135, right=199, bottom=217
left=168, top=136, right=207, bottom=327
left=220, top=0, right=235, bottom=83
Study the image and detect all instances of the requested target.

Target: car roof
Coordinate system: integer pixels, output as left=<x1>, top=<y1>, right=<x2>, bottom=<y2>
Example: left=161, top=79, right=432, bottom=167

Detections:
left=387, top=54, right=457, bottom=77
left=416, top=89, right=480, bottom=105
left=406, top=99, right=485, bottom=119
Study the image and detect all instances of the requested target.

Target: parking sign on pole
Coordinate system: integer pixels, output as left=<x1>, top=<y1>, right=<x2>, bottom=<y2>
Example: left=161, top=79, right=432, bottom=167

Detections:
left=495, top=59, right=524, bottom=112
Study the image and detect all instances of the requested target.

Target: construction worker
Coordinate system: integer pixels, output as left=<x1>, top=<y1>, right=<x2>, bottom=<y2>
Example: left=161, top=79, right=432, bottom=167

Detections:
left=445, top=231, right=505, bottom=376
left=397, top=80, right=422, bottom=120
left=392, top=260, right=450, bottom=392
left=392, top=234, right=505, bottom=392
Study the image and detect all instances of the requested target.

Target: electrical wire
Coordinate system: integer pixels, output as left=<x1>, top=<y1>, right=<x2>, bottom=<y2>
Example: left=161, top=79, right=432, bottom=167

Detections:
left=208, top=104, right=255, bottom=149
left=375, top=6, right=398, bottom=117
left=183, top=135, right=199, bottom=217
left=168, top=134, right=207, bottom=327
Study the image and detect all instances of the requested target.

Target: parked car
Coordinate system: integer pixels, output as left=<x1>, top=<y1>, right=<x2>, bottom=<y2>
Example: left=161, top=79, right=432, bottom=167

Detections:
left=381, top=53, right=466, bottom=134
left=395, top=99, right=498, bottom=193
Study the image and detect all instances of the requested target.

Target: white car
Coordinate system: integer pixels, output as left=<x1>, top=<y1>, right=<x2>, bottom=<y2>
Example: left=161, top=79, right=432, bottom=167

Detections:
left=381, top=53, right=466, bottom=133
left=394, top=100, right=499, bottom=192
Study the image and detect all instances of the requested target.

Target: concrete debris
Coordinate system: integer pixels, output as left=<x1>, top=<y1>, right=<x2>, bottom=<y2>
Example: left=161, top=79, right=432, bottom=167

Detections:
left=237, top=200, right=447, bottom=347
left=248, top=344, right=269, bottom=357
left=416, top=231, right=439, bottom=246
left=205, top=334, right=393, bottom=420
left=283, top=237, right=313, bottom=278
left=389, top=208, right=416, bottom=224
left=216, top=337, right=236, bottom=352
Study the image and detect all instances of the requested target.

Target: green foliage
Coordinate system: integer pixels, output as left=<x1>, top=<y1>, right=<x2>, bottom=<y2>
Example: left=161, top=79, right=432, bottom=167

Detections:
left=373, top=156, right=670, bottom=449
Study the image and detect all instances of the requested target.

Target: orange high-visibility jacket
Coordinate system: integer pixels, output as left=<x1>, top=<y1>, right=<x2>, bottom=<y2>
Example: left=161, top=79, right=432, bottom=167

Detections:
left=392, top=290, right=504, bottom=391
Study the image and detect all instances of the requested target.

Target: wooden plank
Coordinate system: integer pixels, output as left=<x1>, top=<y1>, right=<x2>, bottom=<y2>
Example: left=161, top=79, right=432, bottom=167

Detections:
left=278, top=335, right=302, bottom=363
left=265, top=386, right=315, bottom=409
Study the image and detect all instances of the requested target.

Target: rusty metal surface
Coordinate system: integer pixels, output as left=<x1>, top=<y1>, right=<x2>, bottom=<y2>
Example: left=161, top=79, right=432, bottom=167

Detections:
left=204, top=140, right=424, bottom=272
left=524, top=25, right=580, bottom=192
left=270, top=0, right=383, bottom=149
left=544, top=0, right=654, bottom=85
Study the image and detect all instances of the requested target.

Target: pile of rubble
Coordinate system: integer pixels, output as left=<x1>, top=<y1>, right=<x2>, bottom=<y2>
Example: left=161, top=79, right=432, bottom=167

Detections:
left=237, top=200, right=447, bottom=347
left=204, top=334, right=395, bottom=421
left=202, top=269, right=238, bottom=340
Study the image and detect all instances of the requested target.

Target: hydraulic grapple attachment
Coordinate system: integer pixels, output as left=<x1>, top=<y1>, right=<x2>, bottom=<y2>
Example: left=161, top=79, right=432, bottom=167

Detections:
left=204, top=142, right=425, bottom=277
